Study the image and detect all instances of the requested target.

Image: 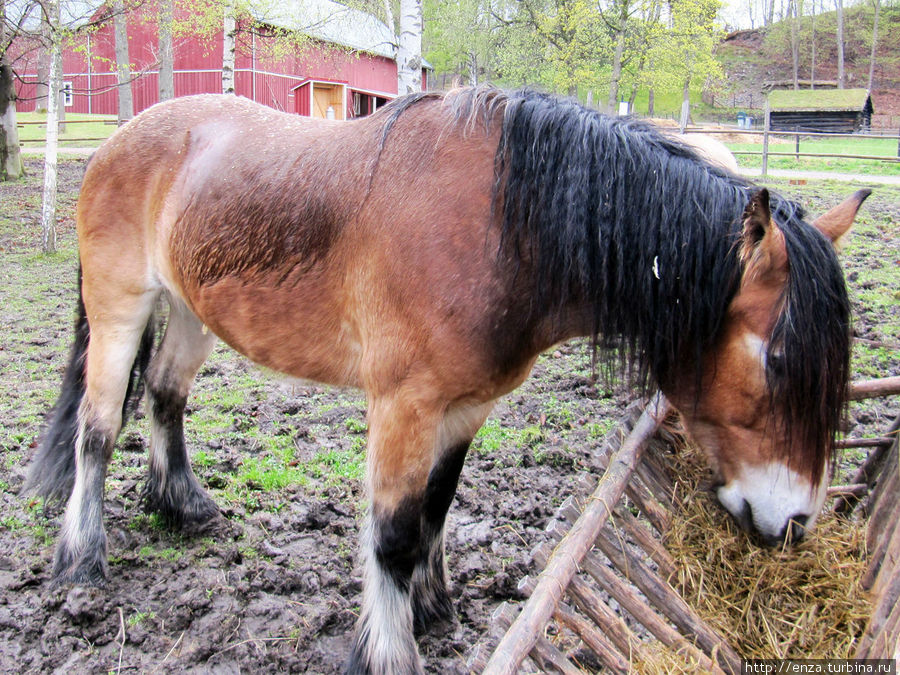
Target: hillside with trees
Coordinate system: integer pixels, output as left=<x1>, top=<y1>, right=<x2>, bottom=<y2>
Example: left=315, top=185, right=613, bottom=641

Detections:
left=717, top=1, right=900, bottom=124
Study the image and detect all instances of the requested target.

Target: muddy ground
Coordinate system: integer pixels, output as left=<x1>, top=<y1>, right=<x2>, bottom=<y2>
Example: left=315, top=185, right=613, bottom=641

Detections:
left=0, top=159, right=897, bottom=673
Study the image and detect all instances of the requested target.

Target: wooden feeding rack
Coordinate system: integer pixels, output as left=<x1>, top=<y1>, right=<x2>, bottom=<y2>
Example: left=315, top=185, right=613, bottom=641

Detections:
left=468, top=376, right=900, bottom=673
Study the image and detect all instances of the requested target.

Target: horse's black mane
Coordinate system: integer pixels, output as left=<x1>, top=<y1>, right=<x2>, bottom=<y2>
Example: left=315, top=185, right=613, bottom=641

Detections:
left=382, top=87, right=850, bottom=479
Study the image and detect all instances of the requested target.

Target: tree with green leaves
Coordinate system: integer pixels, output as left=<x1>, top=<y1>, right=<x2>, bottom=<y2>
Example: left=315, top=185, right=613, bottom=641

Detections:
left=645, top=0, right=723, bottom=128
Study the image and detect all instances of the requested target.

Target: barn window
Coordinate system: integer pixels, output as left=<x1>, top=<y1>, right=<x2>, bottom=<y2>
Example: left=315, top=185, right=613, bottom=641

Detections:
left=62, top=81, right=74, bottom=107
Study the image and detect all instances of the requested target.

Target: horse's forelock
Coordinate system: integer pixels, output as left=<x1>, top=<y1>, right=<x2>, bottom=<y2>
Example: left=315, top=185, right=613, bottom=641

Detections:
left=767, top=208, right=851, bottom=482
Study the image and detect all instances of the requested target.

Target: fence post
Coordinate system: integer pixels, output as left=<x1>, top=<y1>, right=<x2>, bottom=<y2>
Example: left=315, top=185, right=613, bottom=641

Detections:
left=795, top=126, right=800, bottom=160
left=761, top=99, right=770, bottom=177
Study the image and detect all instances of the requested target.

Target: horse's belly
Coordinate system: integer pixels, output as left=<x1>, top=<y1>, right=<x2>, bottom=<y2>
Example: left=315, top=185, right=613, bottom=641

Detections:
left=185, top=273, right=363, bottom=388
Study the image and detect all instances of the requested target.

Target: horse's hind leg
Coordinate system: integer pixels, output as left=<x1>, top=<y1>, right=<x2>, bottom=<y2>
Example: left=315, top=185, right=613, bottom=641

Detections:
left=54, top=288, right=158, bottom=586
left=141, top=298, right=219, bottom=531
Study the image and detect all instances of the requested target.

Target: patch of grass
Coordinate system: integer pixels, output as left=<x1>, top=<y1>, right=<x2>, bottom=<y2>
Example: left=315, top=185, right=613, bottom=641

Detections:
left=308, top=438, right=366, bottom=482
left=17, top=112, right=118, bottom=148
left=235, top=456, right=306, bottom=492
left=727, top=136, right=900, bottom=176
left=473, top=418, right=517, bottom=455
left=344, top=417, right=367, bottom=434
left=127, top=610, right=156, bottom=627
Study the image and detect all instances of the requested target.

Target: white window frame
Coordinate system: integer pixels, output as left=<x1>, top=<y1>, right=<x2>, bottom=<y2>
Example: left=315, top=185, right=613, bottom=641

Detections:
left=62, top=81, right=74, bottom=107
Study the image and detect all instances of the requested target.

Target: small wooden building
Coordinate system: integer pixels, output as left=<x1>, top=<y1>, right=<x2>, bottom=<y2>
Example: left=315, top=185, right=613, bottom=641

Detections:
left=768, top=89, right=874, bottom=133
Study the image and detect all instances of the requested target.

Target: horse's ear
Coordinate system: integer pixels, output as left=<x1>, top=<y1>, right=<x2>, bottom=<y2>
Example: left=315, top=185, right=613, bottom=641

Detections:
left=812, top=189, right=871, bottom=248
left=740, top=189, right=778, bottom=266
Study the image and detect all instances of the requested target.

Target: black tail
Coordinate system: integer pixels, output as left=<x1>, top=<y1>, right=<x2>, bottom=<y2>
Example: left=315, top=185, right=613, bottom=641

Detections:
left=25, top=268, right=155, bottom=505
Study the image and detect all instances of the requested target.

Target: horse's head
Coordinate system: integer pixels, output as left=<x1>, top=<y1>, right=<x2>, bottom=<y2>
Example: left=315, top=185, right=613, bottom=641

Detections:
left=669, top=188, right=870, bottom=546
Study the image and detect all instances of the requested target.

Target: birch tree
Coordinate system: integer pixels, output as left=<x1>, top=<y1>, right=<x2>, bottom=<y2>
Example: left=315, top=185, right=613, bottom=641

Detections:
left=397, top=0, right=423, bottom=93
left=810, top=0, right=816, bottom=87
left=1, top=0, right=25, bottom=180
left=222, top=0, right=236, bottom=94
left=789, top=0, right=801, bottom=89
left=835, top=0, right=844, bottom=88
left=866, top=0, right=880, bottom=91
left=159, top=0, right=174, bottom=101
left=40, top=0, right=62, bottom=253
left=113, top=0, right=133, bottom=122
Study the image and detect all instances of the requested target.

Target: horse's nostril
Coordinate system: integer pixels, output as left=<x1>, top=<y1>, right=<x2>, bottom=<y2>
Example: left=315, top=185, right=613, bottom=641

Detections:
left=783, top=513, right=810, bottom=545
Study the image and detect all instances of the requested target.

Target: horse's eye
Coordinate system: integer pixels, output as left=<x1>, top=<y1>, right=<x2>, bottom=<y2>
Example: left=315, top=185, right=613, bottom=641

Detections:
left=769, top=352, right=786, bottom=378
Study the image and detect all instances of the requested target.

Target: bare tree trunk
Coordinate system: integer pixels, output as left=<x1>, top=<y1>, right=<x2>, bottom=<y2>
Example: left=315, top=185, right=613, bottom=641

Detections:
left=1, top=64, right=25, bottom=180
left=766, top=0, right=775, bottom=26
left=113, top=0, right=133, bottom=123
left=867, top=0, right=880, bottom=92
left=648, top=88, right=655, bottom=116
left=383, top=0, right=396, bottom=37
left=606, top=26, right=626, bottom=114
left=790, top=0, right=800, bottom=89
left=41, top=0, right=61, bottom=254
left=835, top=0, right=845, bottom=89
left=35, top=14, right=51, bottom=112
left=810, top=0, right=817, bottom=87
left=1, top=1, right=25, bottom=180
left=397, top=0, right=422, bottom=94
left=468, top=52, right=478, bottom=86
left=679, top=78, right=690, bottom=132
left=158, top=0, right=174, bottom=101
left=222, top=2, right=236, bottom=95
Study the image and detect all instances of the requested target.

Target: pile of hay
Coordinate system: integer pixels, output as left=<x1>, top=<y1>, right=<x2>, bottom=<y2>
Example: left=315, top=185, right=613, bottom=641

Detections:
left=663, top=440, right=873, bottom=660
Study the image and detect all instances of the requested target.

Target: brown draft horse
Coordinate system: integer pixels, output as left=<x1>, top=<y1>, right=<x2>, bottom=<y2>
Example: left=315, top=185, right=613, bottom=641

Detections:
left=27, top=87, right=868, bottom=673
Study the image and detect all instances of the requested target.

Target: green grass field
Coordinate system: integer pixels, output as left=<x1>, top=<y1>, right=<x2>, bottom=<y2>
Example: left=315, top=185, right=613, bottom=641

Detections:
left=726, top=135, right=900, bottom=176
left=17, top=111, right=118, bottom=147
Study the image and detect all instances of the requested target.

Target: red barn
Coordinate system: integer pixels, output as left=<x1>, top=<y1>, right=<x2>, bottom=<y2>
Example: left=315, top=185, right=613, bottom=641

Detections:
left=12, top=0, right=428, bottom=118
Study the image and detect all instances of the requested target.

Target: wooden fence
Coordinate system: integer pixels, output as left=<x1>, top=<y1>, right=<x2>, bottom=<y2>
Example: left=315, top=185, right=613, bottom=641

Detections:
left=683, top=124, right=900, bottom=176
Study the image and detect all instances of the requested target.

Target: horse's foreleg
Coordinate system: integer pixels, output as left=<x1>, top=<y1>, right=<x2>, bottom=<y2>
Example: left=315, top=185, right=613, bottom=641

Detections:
left=347, top=390, right=444, bottom=675
left=53, top=291, right=157, bottom=587
left=141, top=299, right=219, bottom=532
left=411, top=402, right=492, bottom=634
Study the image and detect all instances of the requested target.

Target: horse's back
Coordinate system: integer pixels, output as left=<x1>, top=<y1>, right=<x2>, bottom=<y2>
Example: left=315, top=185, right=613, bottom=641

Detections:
left=75, top=94, right=525, bottom=394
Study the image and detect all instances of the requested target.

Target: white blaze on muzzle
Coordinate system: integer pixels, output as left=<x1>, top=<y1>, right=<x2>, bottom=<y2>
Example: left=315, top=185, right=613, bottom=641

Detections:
left=716, top=462, right=829, bottom=544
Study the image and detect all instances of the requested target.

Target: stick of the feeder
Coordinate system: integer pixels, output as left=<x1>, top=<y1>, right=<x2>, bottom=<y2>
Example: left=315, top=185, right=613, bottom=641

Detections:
left=481, top=394, right=670, bottom=675
left=553, top=498, right=678, bottom=584
left=520, top=571, right=631, bottom=673
left=588, top=527, right=742, bottom=674
left=864, top=438, right=899, bottom=561
left=836, top=437, right=895, bottom=449
left=855, top=565, right=900, bottom=659
left=848, top=376, right=900, bottom=400
left=873, top=517, right=900, bottom=601
left=611, top=506, right=677, bottom=579
left=625, top=475, right=671, bottom=534
left=634, top=451, right=675, bottom=508
left=550, top=503, right=724, bottom=672
left=530, top=634, right=585, bottom=675
left=834, top=414, right=899, bottom=515
left=468, top=602, right=520, bottom=673
left=564, top=536, right=723, bottom=673
left=553, top=602, right=633, bottom=673
left=826, top=483, right=868, bottom=498
left=863, top=507, right=900, bottom=593
left=530, top=541, right=648, bottom=665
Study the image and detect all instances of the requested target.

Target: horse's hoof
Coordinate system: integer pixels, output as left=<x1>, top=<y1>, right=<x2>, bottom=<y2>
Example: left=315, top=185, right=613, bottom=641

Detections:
left=50, top=564, right=108, bottom=590
left=181, top=509, right=228, bottom=537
